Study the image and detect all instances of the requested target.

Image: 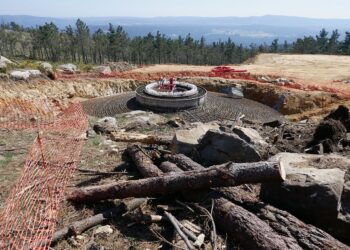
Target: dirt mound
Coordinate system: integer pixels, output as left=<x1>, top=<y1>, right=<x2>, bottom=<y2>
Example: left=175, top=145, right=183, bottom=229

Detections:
left=105, top=61, right=136, bottom=72
left=306, top=105, right=350, bottom=153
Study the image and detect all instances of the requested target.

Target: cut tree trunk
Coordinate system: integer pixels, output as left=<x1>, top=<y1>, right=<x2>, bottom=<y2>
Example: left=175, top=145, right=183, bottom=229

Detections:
left=159, top=161, right=183, bottom=174
left=213, top=197, right=301, bottom=250
left=166, top=154, right=204, bottom=171
left=127, top=144, right=163, bottom=177
left=111, top=132, right=172, bottom=145
left=219, top=187, right=350, bottom=250
left=68, top=161, right=285, bottom=203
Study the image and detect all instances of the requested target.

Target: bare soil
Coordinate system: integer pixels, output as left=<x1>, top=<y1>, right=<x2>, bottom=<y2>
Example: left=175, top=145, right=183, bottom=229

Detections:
left=132, top=53, right=350, bottom=94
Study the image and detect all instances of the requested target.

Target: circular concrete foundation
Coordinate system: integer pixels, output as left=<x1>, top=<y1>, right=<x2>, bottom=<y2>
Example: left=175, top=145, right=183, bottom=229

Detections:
left=82, top=91, right=284, bottom=124
left=136, top=84, right=207, bottom=111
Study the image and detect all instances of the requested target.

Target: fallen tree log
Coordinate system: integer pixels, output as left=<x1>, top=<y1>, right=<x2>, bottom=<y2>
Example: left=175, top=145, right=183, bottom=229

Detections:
left=51, top=198, right=146, bottom=244
left=111, top=132, right=172, bottom=145
left=68, top=161, right=285, bottom=203
left=127, top=144, right=163, bottom=177
left=159, top=161, right=182, bottom=173
left=166, top=154, right=204, bottom=171
left=219, top=187, right=350, bottom=250
left=159, top=156, right=300, bottom=249
left=166, top=158, right=350, bottom=249
left=213, top=197, right=301, bottom=250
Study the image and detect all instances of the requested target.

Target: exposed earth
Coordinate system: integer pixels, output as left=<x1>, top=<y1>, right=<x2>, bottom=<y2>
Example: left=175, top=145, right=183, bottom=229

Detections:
left=0, top=53, right=350, bottom=249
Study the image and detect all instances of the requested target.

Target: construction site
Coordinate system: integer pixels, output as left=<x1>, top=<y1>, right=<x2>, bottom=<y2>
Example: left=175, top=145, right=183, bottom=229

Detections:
left=0, top=53, right=350, bottom=249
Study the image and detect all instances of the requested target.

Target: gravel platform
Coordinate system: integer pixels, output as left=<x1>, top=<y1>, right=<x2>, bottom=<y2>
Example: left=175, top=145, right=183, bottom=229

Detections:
left=82, top=91, right=284, bottom=123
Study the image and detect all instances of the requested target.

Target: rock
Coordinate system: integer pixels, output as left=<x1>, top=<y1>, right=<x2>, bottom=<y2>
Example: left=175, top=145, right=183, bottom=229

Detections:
left=93, top=117, right=117, bottom=133
left=106, top=61, right=135, bottom=72
left=342, top=181, right=350, bottom=210
left=167, top=117, right=186, bottom=128
left=259, top=76, right=271, bottom=82
left=262, top=153, right=346, bottom=225
left=198, top=130, right=261, bottom=164
left=118, top=111, right=167, bottom=131
left=0, top=56, right=14, bottom=72
left=76, top=235, right=86, bottom=241
left=172, top=122, right=220, bottom=155
left=27, top=70, right=41, bottom=78
left=219, top=87, right=244, bottom=98
left=232, top=126, right=267, bottom=146
left=39, top=62, right=56, bottom=79
left=39, top=62, right=53, bottom=72
left=10, top=70, right=30, bottom=81
left=93, top=66, right=112, bottom=75
left=86, top=128, right=97, bottom=138
left=275, top=78, right=290, bottom=86
left=9, top=70, right=42, bottom=81
left=59, top=63, right=78, bottom=74
left=95, top=225, right=113, bottom=236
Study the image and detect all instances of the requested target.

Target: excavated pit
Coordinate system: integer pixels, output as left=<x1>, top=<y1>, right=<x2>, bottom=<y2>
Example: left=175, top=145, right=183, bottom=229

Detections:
left=82, top=91, right=284, bottom=123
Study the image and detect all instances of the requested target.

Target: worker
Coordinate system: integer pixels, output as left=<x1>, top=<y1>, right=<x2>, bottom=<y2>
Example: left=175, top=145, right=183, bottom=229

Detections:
left=169, top=77, right=175, bottom=92
left=159, top=77, right=164, bottom=90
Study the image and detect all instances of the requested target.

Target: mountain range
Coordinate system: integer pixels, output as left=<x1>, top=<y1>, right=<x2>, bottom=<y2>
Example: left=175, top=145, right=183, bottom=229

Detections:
left=1, top=15, right=350, bottom=44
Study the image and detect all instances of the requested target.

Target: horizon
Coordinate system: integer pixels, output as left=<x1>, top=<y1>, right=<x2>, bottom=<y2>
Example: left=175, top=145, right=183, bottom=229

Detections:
left=1, top=0, right=350, bottom=19
left=1, top=14, right=350, bottom=20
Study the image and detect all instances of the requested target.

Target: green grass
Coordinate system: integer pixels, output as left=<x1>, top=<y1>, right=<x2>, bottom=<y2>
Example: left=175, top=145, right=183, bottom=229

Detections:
left=0, top=152, right=14, bottom=167
left=159, top=125, right=172, bottom=134
left=78, top=63, right=94, bottom=72
left=17, top=60, right=40, bottom=70
left=91, top=134, right=103, bottom=146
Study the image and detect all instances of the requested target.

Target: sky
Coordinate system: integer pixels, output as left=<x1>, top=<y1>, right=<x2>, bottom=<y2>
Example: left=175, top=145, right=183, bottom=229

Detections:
left=1, top=0, right=350, bottom=19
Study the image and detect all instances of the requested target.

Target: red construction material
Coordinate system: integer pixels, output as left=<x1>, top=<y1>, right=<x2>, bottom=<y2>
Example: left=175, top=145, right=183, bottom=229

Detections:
left=211, top=66, right=248, bottom=74
left=0, top=99, right=88, bottom=249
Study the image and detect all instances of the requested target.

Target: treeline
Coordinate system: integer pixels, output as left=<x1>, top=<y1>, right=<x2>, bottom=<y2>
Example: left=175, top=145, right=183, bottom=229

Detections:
left=0, top=20, right=258, bottom=65
left=1, top=20, right=350, bottom=66
left=290, top=29, right=350, bottom=54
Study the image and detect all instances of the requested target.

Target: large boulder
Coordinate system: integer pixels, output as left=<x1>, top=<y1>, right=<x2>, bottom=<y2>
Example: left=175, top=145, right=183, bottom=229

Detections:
left=10, top=70, right=42, bottom=81
left=231, top=126, right=267, bottom=146
left=93, top=66, right=112, bottom=75
left=39, top=62, right=53, bottom=72
left=198, top=130, right=261, bottom=165
left=118, top=111, right=167, bottom=131
left=39, top=62, right=55, bottom=79
left=172, top=123, right=220, bottom=155
left=58, top=63, right=78, bottom=74
left=0, top=56, right=14, bottom=72
left=10, top=70, right=30, bottom=81
left=261, top=153, right=347, bottom=225
left=93, top=117, right=117, bottom=134
left=106, top=61, right=135, bottom=72
left=335, top=181, right=350, bottom=242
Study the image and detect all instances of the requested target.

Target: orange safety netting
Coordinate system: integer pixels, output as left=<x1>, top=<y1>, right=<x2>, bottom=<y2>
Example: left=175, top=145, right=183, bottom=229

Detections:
left=0, top=98, right=88, bottom=249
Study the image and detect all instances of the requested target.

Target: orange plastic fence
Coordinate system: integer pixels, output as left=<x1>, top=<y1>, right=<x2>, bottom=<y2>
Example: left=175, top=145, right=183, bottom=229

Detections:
left=0, top=99, right=88, bottom=249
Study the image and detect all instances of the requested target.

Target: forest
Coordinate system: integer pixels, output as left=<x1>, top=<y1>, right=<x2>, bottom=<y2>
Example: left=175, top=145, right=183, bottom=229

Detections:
left=1, top=19, right=350, bottom=65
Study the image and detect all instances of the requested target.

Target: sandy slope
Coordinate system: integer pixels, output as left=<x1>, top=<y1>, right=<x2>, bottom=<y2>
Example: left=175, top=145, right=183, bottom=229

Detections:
left=131, top=53, right=350, bottom=92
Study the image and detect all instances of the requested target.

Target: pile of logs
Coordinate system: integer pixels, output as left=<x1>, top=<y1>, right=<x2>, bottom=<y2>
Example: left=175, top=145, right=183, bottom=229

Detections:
left=60, top=144, right=349, bottom=249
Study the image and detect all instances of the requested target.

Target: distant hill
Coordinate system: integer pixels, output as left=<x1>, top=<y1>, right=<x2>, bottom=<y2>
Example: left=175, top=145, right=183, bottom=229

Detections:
left=1, top=15, right=350, bottom=44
